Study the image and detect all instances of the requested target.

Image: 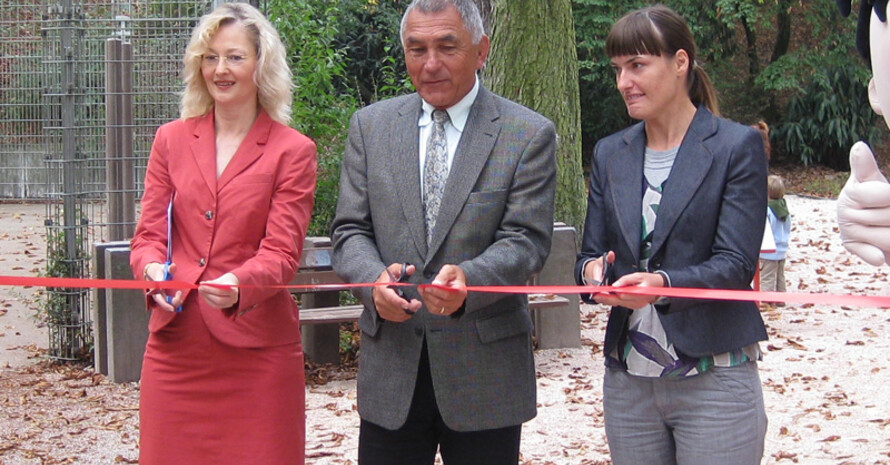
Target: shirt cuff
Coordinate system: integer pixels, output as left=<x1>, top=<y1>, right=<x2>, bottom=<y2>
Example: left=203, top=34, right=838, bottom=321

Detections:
left=654, top=270, right=671, bottom=306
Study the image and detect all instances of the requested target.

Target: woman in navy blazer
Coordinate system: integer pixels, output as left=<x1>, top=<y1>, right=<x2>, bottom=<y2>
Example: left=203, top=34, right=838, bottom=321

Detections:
left=574, top=5, right=768, bottom=465
left=130, top=3, right=316, bottom=464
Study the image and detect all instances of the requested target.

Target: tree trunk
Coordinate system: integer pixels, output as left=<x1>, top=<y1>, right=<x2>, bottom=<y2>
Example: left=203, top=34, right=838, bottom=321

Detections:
left=741, top=16, right=760, bottom=78
left=484, top=0, right=585, bottom=233
left=771, top=0, right=792, bottom=63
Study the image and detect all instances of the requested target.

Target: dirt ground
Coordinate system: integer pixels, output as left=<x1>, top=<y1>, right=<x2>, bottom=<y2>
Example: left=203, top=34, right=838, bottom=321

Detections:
left=1, top=196, right=889, bottom=465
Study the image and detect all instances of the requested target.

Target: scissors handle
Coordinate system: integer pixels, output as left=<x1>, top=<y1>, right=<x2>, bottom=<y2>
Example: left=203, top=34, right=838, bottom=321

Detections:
left=162, top=262, right=183, bottom=312
left=387, top=262, right=412, bottom=303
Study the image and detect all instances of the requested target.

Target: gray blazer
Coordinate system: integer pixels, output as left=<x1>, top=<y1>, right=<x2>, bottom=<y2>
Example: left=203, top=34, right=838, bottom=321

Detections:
left=574, top=107, right=769, bottom=359
left=331, top=85, right=557, bottom=431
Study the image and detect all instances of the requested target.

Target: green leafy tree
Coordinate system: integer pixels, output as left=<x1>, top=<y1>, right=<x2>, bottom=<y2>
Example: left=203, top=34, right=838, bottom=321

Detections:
left=266, top=0, right=359, bottom=237
left=572, top=0, right=874, bottom=169
left=772, top=66, right=878, bottom=169
left=266, top=0, right=415, bottom=236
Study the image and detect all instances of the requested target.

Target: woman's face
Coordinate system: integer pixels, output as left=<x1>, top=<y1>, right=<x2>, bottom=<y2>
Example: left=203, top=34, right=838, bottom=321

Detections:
left=201, top=23, right=258, bottom=110
left=610, top=51, right=689, bottom=121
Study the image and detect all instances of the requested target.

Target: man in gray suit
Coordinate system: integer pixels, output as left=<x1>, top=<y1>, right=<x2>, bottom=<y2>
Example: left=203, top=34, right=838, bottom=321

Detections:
left=330, top=0, right=557, bottom=463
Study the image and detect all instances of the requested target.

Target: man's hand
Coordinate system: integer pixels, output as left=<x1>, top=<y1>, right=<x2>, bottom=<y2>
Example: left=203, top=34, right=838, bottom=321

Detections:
left=372, top=263, right=422, bottom=322
left=420, top=264, right=468, bottom=316
left=837, top=141, right=890, bottom=266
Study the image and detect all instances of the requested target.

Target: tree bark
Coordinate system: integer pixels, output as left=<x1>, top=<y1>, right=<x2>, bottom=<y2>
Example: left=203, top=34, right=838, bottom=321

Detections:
left=741, top=15, right=761, bottom=78
left=771, top=0, right=792, bottom=63
left=484, top=0, right=585, bottom=233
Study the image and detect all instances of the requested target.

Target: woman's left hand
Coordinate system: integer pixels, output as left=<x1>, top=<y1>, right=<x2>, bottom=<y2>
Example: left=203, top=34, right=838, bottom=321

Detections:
left=198, top=272, right=240, bottom=309
left=594, top=272, right=663, bottom=310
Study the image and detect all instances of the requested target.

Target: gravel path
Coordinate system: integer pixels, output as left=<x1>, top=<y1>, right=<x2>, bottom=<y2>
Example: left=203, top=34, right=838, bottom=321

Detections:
left=1, top=196, right=889, bottom=464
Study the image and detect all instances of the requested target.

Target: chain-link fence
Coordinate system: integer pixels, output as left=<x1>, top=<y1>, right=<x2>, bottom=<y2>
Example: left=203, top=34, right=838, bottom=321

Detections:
left=0, top=0, right=251, bottom=360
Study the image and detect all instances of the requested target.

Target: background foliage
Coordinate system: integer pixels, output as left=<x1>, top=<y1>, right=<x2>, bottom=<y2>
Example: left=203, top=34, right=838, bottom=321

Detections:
left=264, top=0, right=884, bottom=235
left=572, top=0, right=882, bottom=170
left=265, top=0, right=411, bottom=237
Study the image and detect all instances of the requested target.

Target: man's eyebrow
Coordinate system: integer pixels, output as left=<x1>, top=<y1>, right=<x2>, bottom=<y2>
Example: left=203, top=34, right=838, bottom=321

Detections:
left=405, top=34, right=459, bottom=45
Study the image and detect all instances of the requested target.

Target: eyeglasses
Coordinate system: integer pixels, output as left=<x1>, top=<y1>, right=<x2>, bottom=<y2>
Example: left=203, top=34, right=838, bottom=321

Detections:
left=201, top=54, right=251, bottom=68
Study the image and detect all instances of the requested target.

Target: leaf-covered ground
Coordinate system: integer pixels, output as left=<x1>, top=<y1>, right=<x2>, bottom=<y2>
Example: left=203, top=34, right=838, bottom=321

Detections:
left=2, top=194, right=890, bottom=464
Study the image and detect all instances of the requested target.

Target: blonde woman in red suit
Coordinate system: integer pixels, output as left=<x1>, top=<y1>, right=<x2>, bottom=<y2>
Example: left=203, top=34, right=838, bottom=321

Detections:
left=129, top=3, right=316, bottom=464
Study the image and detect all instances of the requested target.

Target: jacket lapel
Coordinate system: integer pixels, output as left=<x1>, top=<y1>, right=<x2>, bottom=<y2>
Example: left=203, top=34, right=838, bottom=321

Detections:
left=427, top=86, right=499, bottom=256
left=217, top=109, right=273, bottom=191
left=391, top=96, right=428, bottom=257
left=189, top=113, right=218, bottom=196
left=649, top=108, right=716, bottom=256
left=609, top=123, right=645, bottom=265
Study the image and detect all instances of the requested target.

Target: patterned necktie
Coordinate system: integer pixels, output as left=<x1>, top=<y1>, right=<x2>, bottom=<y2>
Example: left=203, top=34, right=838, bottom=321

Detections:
left=424, top=109, right=450, bottom=243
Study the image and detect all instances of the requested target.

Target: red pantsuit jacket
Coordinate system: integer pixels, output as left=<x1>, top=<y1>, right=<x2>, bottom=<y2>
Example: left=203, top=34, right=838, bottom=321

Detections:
left=130, top=109, right=317, bottom=348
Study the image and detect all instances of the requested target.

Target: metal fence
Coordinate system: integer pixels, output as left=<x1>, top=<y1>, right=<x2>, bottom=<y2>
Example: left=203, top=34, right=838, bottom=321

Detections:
left=0, top=0, right=233, bottom=360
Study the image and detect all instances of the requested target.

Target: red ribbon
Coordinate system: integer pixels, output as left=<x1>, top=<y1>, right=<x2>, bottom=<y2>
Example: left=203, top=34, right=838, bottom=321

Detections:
left=2, top=275, right=888, bottom=308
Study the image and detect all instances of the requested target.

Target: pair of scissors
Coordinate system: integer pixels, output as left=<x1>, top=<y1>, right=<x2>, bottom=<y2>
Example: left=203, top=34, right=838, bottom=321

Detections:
left=163, top=195, right=182, bottom=312
left=386, top=263, right=413, bottom=314
left=594, top=255, right=611, bottom=287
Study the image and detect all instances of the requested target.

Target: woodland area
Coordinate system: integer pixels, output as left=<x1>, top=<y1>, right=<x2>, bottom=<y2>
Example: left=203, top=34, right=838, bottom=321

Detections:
left=267, top=0, right=887, bottom=236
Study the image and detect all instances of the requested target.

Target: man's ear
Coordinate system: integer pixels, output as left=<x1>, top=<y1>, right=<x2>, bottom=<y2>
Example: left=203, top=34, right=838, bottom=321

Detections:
left=476, top=34, right=490, bottom=71
left=869, top=78, right=884, bottom=115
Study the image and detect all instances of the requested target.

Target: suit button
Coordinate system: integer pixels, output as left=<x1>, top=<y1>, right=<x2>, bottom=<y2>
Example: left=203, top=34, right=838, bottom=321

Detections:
left=199, top=258, right=206, bottom=267
left=424, top=271, right=434, bottom=279
left=204, top=210, right=213, bottom=220
left=414, top=327, right=423, bottom=336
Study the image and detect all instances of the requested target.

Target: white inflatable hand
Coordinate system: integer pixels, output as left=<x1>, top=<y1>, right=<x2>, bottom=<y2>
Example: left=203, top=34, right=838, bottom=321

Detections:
left=837, top=141, right=890, bottom=266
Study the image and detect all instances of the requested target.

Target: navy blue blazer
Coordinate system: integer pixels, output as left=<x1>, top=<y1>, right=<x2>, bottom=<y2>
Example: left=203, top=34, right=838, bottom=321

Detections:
left=574, top=107, right=769, bottom=358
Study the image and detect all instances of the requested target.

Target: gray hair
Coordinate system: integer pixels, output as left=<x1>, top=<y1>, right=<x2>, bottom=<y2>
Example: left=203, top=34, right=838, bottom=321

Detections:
left=400, top=0, right=485, bottom=45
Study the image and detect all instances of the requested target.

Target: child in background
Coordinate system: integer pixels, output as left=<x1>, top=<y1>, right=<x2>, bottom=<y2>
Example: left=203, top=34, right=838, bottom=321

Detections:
left=752, top=120, right=771, bottom=163
left=760, top=175, right=791, bottom=304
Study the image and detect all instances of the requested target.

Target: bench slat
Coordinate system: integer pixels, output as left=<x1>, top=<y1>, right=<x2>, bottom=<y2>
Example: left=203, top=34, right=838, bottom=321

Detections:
left=298, top=294, right=570, bottom=325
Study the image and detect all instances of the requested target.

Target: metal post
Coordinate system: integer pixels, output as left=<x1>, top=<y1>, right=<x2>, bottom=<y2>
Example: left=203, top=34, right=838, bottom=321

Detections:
left=105, top=37, right=122, bottom=240
left=120, top=39, right=135, bottom=238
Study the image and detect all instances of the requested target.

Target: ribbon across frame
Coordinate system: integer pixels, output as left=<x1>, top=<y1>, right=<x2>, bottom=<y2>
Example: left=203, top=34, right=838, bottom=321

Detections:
left=1, top=275, right=888, bottom=308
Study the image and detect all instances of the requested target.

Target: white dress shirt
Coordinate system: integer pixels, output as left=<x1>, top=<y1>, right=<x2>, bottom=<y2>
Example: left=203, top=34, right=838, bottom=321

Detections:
left=417, top=77, right=479, bottom=201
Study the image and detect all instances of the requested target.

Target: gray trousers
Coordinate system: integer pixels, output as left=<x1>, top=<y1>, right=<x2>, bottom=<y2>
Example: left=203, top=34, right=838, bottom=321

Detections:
left=603, top=362, right=767, bottom=465
left=759, top=258, right=786, bottom=293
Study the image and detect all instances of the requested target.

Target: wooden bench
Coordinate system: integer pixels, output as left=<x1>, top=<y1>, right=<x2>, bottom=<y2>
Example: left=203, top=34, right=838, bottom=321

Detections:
left=294, top=226, right=580, bottom=365
left=90, top=225, right=580, bottom=381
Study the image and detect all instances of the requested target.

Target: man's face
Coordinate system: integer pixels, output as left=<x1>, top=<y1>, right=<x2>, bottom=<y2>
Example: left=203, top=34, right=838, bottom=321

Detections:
left=870, top=9, right=890, bottom=129
left=402, top=5, right=489, bottom=109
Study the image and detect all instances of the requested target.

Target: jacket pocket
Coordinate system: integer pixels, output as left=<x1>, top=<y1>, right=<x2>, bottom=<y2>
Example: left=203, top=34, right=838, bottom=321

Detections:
left=466, top=189, right=507, bottom=205
left=475, top=309, right=532, bottom=344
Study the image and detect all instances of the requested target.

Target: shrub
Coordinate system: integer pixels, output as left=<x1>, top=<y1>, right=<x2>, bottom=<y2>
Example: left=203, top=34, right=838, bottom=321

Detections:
left=773, top=65, right=879, bottom=170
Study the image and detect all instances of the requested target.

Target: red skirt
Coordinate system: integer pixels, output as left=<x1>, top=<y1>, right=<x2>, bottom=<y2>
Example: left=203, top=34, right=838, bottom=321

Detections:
left=139, top=299, right=305, bottom=465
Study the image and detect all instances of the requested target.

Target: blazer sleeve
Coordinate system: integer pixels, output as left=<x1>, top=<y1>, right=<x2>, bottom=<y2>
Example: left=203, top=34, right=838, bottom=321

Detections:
left=130, top=125, right=175, bottom=285
left=330, top=110, right=388, bottom=315
left=229, top=134, right=317, bottom=310
left=574, top=139, right=609, bottom=303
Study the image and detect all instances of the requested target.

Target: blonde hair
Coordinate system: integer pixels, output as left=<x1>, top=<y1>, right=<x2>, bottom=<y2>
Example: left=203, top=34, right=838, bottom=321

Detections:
left=767, top=174, right=785, bottom=200
left=180, top=2, right=293, bottom=125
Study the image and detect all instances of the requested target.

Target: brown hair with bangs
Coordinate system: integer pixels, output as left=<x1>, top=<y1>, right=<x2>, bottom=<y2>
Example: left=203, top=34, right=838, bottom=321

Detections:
left=605, top=4, right=720, bottom=116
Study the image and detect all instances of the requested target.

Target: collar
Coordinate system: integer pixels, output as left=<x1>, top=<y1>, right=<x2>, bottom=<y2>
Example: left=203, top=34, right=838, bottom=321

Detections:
left=418, top=77, right=479, bottom=133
